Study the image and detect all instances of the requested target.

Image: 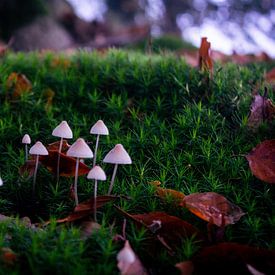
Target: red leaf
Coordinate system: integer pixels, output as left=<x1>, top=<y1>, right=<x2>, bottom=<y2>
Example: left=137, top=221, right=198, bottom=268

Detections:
left=198, top=37, right=213, bottom=73
left=116, top=207, right=204, bottom=252
left=40, top=150, right=90, bottom=177
left=176, top=243, right=275, bottom=275
left=247, top=92, right=275, bottom=131
left=47, top=140, right=70, bottom=152
left=55, top=195, right=120, bottom=223
left=181, top=192, right=245, bottom=227
left=246, top=139, right=275, bottom=184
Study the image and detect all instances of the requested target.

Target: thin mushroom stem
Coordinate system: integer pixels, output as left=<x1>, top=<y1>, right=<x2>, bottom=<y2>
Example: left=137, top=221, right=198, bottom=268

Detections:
left=56, top=137, right=63, bottom=181
left=74, top=158, right=80, bottom=205
left=25, top=144, right=28, bottom=161
left=108, top=163, right=118, bottom=195
left=94, top=179, right=98, bottom=221
left=33, top=155, right=39, bottom=195
left=93, top=134, right=100, bottom=167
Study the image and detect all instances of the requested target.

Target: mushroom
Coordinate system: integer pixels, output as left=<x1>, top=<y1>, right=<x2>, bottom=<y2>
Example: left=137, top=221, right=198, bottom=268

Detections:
left=103, top=144, right=132, bottom=195
left=22, top=134, right=31, bottom=161
left=87, top=165, right=106, bottom=221
left=0, top=177, right=3, bottom=186
left=29, top=141, right=48, bottom=193
left=90, top=120, right=109, bottom=167
left=67, top=138, right=93, bottom=205
left=52, top=121, right=73, bottom=181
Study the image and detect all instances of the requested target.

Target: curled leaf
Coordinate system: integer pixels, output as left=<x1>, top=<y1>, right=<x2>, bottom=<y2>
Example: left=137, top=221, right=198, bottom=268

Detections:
left=181, top=192, right=245, bottom=227
left=247, top=92, right=275, bottom=131
left=246, top=139, right=275, bottom=184
left=149, top=181, right=185, bottom=203
left=117, top=240, right=148, bottom=275
left=198, top=37, right=213, bottom=73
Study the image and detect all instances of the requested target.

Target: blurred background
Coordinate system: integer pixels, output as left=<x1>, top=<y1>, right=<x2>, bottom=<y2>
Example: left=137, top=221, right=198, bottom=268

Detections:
left=0, top=0, right=274, bottom=57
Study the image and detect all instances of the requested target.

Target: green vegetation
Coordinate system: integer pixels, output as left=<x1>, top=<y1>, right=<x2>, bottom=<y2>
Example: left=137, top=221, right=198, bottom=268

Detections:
left=0, top=50, right=274, bottom=274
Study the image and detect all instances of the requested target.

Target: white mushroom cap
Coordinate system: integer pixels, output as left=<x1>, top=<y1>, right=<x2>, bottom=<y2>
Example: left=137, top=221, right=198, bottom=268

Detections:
left=103, top=144, right=132, bottom=165
left=52, top=121, right=73, bottom=139
left=117, top=241, right=136, bottom=272
left=67, top=138, right=93, bottom=158
left=29, top=141, right=49, bottom=155
left=90, top=120, right=109, bottom=135
left=0, top=177, right=3, bottom=186
left=22, top=134, right=31, bottom=144
left=87, top=165, right=106, bottom=181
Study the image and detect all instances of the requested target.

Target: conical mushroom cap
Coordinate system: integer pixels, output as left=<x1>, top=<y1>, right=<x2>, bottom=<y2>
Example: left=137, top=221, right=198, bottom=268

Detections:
left=90, top=120, right=109, bottom=135
left=52, top=121, right=73, bottom=139
left=29, top=141, right=49, bottom=155
left=87, top=165, right=106, bottom=181
left=67, top=138, right=93, bottom=158
left=22, top=134, right=31, bottom=144
left=103, top=144, right=132, bottom=164
left=117, top=240, right=136, bottom=266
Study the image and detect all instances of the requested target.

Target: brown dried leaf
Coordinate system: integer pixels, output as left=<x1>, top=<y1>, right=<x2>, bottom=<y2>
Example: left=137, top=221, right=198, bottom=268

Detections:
left=176, top=243, right=275, bottom=275
left=55, top=196, right=120, bottom=223
left=0, top=247, right=17, bottom=266
left=246, top=139, right=275, bottom=184
left=40, top=150, right=90, bottom=177
left=181, top=192, right=245, bottom=227
left=116, top=207, right=204, bottom=252
left=149, top=181, right=185, bottom=203
left=198, top=37, right=213, bottom=73
left=247, top=93, right=275, bottom=131
left=47, top=140, right=71, bottom=152
left=6, top=72, right=32, bottom=99
left=117, top=240, right=148, bottom=275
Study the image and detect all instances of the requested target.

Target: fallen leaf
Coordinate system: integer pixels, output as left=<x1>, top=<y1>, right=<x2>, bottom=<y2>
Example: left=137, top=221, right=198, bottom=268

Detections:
left=43, top=88, right=55, bottom=112
left=47, top=140, right=71, bottom=152
left=0, top=247, right=17, bottom=266
left=247, top=91, right=275, bottom=131
left=117, top=240, right=148, bottom=275
left=40, top=150, right=90, bottom=177
left=54, top=195, right=121, bottom=223
left=116, top=207, right=204, bottom=252
left=181, top=192, right=245, bottom=227
left=198, top=37, right=213, bottom=73
left=246, top=139, right=275, bottom=184
left=19, top=159, right=36, bottom=178
left=6, top=72, right=32, bottom=99
left=149, top=181, right=185, bottom=203
left=176, top=243, right=275, bottom=275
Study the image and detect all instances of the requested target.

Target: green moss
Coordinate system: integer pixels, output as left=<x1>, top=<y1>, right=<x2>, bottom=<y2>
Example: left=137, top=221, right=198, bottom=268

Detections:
left=0, top=50, right=274, bottom=274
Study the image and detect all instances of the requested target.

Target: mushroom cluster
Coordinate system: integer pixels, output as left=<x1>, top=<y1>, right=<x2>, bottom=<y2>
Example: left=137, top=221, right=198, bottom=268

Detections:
left=20, top=119, right=132, bottom=213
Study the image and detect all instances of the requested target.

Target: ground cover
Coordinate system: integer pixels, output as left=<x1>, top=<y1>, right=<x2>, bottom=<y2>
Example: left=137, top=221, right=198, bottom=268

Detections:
left=0, top=50, right=274, bottom=274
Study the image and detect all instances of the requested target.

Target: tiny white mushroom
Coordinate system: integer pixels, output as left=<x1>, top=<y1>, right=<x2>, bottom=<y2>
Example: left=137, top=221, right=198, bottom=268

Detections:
left=52, top=121, right=73, bottom=181
left=0, top=177, right=3, bottom=186
left=22, top=134, right=31, bottom=161
left=103, top=144, right=132, bottom=195
left=117, top=240, right=136, bottom=274
left=87, top=165, right=106, bottom=221
left=29, top=141, right=48, bottom=193
left=90, top=120, right=109, bottom=167
left=67, top=138, right=93, bottom=205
